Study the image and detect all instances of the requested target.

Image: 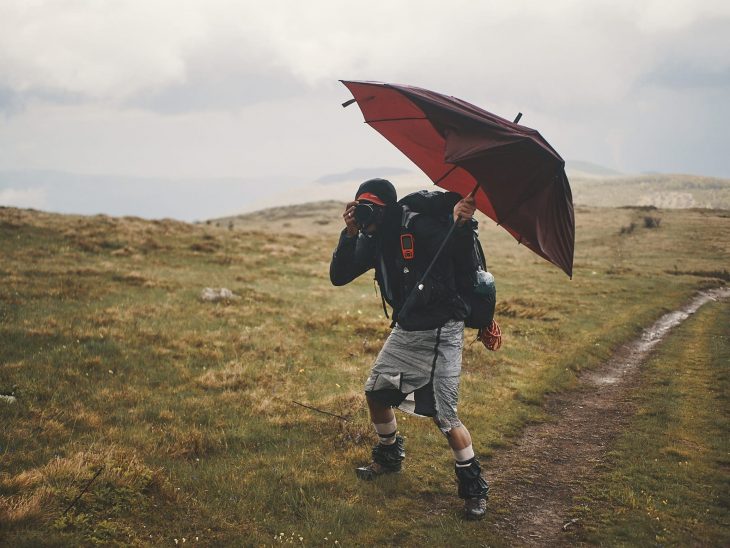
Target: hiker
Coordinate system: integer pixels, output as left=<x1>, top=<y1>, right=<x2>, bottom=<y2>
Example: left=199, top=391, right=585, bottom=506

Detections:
left=329, top=178, right=490, bottom=520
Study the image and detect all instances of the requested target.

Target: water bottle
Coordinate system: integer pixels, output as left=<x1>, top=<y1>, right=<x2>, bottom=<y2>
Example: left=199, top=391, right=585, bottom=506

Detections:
left=473, top=268, right=495, bottom=296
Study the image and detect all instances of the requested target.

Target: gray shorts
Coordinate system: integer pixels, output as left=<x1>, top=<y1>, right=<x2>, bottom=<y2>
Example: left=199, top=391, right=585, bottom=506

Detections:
left=364, top=319, right=464, bottom=433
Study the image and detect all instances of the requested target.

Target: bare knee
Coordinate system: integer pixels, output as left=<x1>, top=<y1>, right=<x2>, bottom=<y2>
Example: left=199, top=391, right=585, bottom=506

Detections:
left=432, top=416, right=454, bottom=437
left=366, top=393, right=395, bottom=424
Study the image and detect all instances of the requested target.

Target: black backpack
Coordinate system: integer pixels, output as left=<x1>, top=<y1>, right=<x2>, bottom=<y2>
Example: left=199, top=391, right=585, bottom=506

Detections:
left=397, top=191, right=496, bottom=329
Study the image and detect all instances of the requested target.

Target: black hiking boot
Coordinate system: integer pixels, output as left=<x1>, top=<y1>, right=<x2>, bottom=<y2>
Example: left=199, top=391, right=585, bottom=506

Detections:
left=455, top=457, right=489, bottom=521
left=355, top=435, right=405, bottom=480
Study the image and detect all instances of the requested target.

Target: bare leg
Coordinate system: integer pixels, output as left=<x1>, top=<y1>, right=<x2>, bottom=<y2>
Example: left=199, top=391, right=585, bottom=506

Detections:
left=366, top=393, right=395, bottom=424
left=432, top=417, right=473, bottom=450
left=356, top=394, right=404, bottom=480
left=446, top=425, right=472, bottom=451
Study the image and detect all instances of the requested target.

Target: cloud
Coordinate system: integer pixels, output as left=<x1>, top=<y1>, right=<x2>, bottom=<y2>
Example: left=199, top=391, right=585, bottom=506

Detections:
left=638, top=16, right=730, bottom=90
left=0, top=1, right=200, bottom=101
left=2, top=1, right=729, bottom=112
left=0, top=0, right=729, bottom=180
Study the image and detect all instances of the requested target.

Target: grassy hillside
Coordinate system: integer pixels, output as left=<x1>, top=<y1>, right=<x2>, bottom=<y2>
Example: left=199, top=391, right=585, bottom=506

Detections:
left=1, top=204, right=728, bottom=545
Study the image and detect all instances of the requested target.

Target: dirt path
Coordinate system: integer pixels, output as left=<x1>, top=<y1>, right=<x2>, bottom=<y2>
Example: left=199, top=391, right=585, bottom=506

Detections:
left=485, top=287, right=730, bottom=546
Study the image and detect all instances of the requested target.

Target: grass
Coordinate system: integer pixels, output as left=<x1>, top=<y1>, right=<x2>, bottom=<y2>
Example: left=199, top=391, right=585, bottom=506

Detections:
left=571, top=299, right=730, bottom=546
left=1, top=203, right=729, bottom=545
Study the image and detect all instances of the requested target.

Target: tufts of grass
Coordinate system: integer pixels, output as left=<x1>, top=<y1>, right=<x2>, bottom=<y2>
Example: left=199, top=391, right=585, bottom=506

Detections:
left=0, top=445, right=177, bottom=544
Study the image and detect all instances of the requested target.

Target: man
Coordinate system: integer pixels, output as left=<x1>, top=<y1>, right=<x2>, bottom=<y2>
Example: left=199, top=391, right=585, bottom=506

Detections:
left=329, top=178, right=490, bottom=520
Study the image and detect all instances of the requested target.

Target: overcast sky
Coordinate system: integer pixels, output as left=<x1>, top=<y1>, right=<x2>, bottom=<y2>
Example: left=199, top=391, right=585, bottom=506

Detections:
left=1, top=0, right=729, bottom=219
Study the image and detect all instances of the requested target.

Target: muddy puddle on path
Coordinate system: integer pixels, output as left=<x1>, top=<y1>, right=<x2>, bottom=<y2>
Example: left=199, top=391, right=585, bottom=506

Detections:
left=484, top=287, right=730, bottom=547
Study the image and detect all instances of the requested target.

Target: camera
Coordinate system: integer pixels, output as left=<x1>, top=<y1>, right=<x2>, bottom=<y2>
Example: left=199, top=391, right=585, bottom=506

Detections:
left=353, top=202, right=383, bottom=228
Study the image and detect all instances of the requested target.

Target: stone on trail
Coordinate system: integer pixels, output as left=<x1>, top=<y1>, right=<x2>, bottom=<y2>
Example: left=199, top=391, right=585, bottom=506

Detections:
left=200, top=287, right=237, bottom=302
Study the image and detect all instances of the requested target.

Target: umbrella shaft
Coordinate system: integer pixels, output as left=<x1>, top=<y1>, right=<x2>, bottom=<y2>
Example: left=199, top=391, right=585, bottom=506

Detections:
left=400, top=182, right=479, bottom=317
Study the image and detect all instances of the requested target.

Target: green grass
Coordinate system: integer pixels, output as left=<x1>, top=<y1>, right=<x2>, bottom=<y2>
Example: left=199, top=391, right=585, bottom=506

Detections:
left=571, top=300, right=730, bottom=546
left=1, top=204, right=729, bottom=545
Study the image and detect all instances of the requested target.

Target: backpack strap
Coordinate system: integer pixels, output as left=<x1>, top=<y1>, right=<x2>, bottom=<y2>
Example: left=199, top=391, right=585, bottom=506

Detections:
left=473, top=229, right=488, bottom=271
left=401, top=205, right=420, bottom=229
left=373, top=275, right=390, bottom=319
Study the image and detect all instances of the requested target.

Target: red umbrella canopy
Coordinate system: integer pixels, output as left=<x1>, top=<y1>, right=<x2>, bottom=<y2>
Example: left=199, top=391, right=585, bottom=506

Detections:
left=341, top=80, right=575, bottom=278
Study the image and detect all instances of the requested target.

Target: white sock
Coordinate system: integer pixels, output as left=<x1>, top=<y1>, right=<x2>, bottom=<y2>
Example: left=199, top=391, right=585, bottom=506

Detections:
left=374, top=418, right=397, bottom=445
left=453, top=444, right=475, bottom=464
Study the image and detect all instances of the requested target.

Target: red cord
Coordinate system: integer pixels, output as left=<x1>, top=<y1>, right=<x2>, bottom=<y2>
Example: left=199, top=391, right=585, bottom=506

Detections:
left=477, top=320, right=502, bottom=351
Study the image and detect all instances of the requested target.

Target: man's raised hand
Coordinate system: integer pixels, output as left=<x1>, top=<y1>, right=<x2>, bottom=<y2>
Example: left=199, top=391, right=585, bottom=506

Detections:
left=454, top=196, right=476, bottom=226
left=343, top=200, right=359, bottom=236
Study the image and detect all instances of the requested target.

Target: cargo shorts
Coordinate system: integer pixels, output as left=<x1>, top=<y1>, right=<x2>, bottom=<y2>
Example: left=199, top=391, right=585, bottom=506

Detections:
left=364, top=319, right=464, bottom=433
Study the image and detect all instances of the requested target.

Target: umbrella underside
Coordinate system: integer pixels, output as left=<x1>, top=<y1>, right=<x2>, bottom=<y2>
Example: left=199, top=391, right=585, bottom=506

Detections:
left=342, top=80, right=575, bottom=277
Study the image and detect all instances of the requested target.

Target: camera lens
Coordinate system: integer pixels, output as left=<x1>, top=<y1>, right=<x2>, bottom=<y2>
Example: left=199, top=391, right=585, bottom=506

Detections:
left=353, top=203, right=375, bottom=227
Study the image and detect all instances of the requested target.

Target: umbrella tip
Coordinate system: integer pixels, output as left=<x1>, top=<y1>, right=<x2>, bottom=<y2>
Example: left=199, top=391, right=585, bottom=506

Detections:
left=513, top=112, right=523, bottom=124
left=342, top=98, right=357, bottom=108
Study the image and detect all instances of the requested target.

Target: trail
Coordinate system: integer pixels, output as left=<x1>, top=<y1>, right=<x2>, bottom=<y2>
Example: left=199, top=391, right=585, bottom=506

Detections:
left=484, top=287, right=730, bottom=546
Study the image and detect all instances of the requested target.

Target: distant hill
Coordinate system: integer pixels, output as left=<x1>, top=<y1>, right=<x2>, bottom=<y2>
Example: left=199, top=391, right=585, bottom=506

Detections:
left=214, top=171, right=730, bottom=230
left=566, top=160, right=623, bottom=177
left=2, top=166, right=728, bottom=227
left=315, top=166, right=411, bottom=185
left=0, top=169, right=293, bottom=222
left=208, top=200, right=345, bottom=234
left=570, top=173, right=730, bottom=209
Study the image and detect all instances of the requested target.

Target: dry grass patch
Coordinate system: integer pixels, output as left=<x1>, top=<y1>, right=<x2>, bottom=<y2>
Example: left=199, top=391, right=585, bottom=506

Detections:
left=496, top=298, right=559, bottom=321
left=0, top=487, right=55, bottom=529
left=163, top=426, right=228, bottom=460
left=196, top=358, right=289, bottom=393
left=110, top=271, right=149, bottom=285
left=304, top=391, right=372, bottom=448
left=0, top=446, right=174, bottom=533
left=197, top=361, right=256, bottom=391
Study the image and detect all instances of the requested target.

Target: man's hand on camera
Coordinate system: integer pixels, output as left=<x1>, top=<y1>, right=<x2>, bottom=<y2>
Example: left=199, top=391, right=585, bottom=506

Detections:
left=343, top=200, right=359, bottom=237
left=454, top=196, right=476, bottom=226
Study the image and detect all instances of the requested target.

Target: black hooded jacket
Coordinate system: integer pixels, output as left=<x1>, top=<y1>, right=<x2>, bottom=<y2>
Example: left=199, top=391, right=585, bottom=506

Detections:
left=329, top=200, right=474, bottom=331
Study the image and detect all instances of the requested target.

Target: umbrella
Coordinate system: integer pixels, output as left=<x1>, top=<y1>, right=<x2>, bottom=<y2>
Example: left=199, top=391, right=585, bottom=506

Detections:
left=340, top=80, right=575, bottom=277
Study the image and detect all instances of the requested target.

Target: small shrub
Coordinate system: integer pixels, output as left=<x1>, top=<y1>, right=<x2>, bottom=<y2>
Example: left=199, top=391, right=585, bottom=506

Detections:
left=619, top=222, right=636, bottom=235
left=643, top=216, right=661, bottom=228
left=190, top=241, right=220, bottom=253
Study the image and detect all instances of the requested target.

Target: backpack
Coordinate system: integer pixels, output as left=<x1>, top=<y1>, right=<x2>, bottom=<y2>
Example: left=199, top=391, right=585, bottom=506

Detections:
left=397, top=190, right=496, bottom=329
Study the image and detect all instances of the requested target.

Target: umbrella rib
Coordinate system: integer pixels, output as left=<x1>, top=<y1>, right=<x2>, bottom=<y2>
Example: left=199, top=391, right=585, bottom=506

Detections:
left=432, top=165, right=458, bottom=186
left=367, top=116, right=428, bottom=123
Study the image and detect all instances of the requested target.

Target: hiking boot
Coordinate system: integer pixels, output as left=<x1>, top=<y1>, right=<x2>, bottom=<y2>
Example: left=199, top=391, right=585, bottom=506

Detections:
left=463, top=496, right=487, bottom=521
left=455, top=457, right=489, bottom=520
left=355, top=435, right=405, bottom=480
